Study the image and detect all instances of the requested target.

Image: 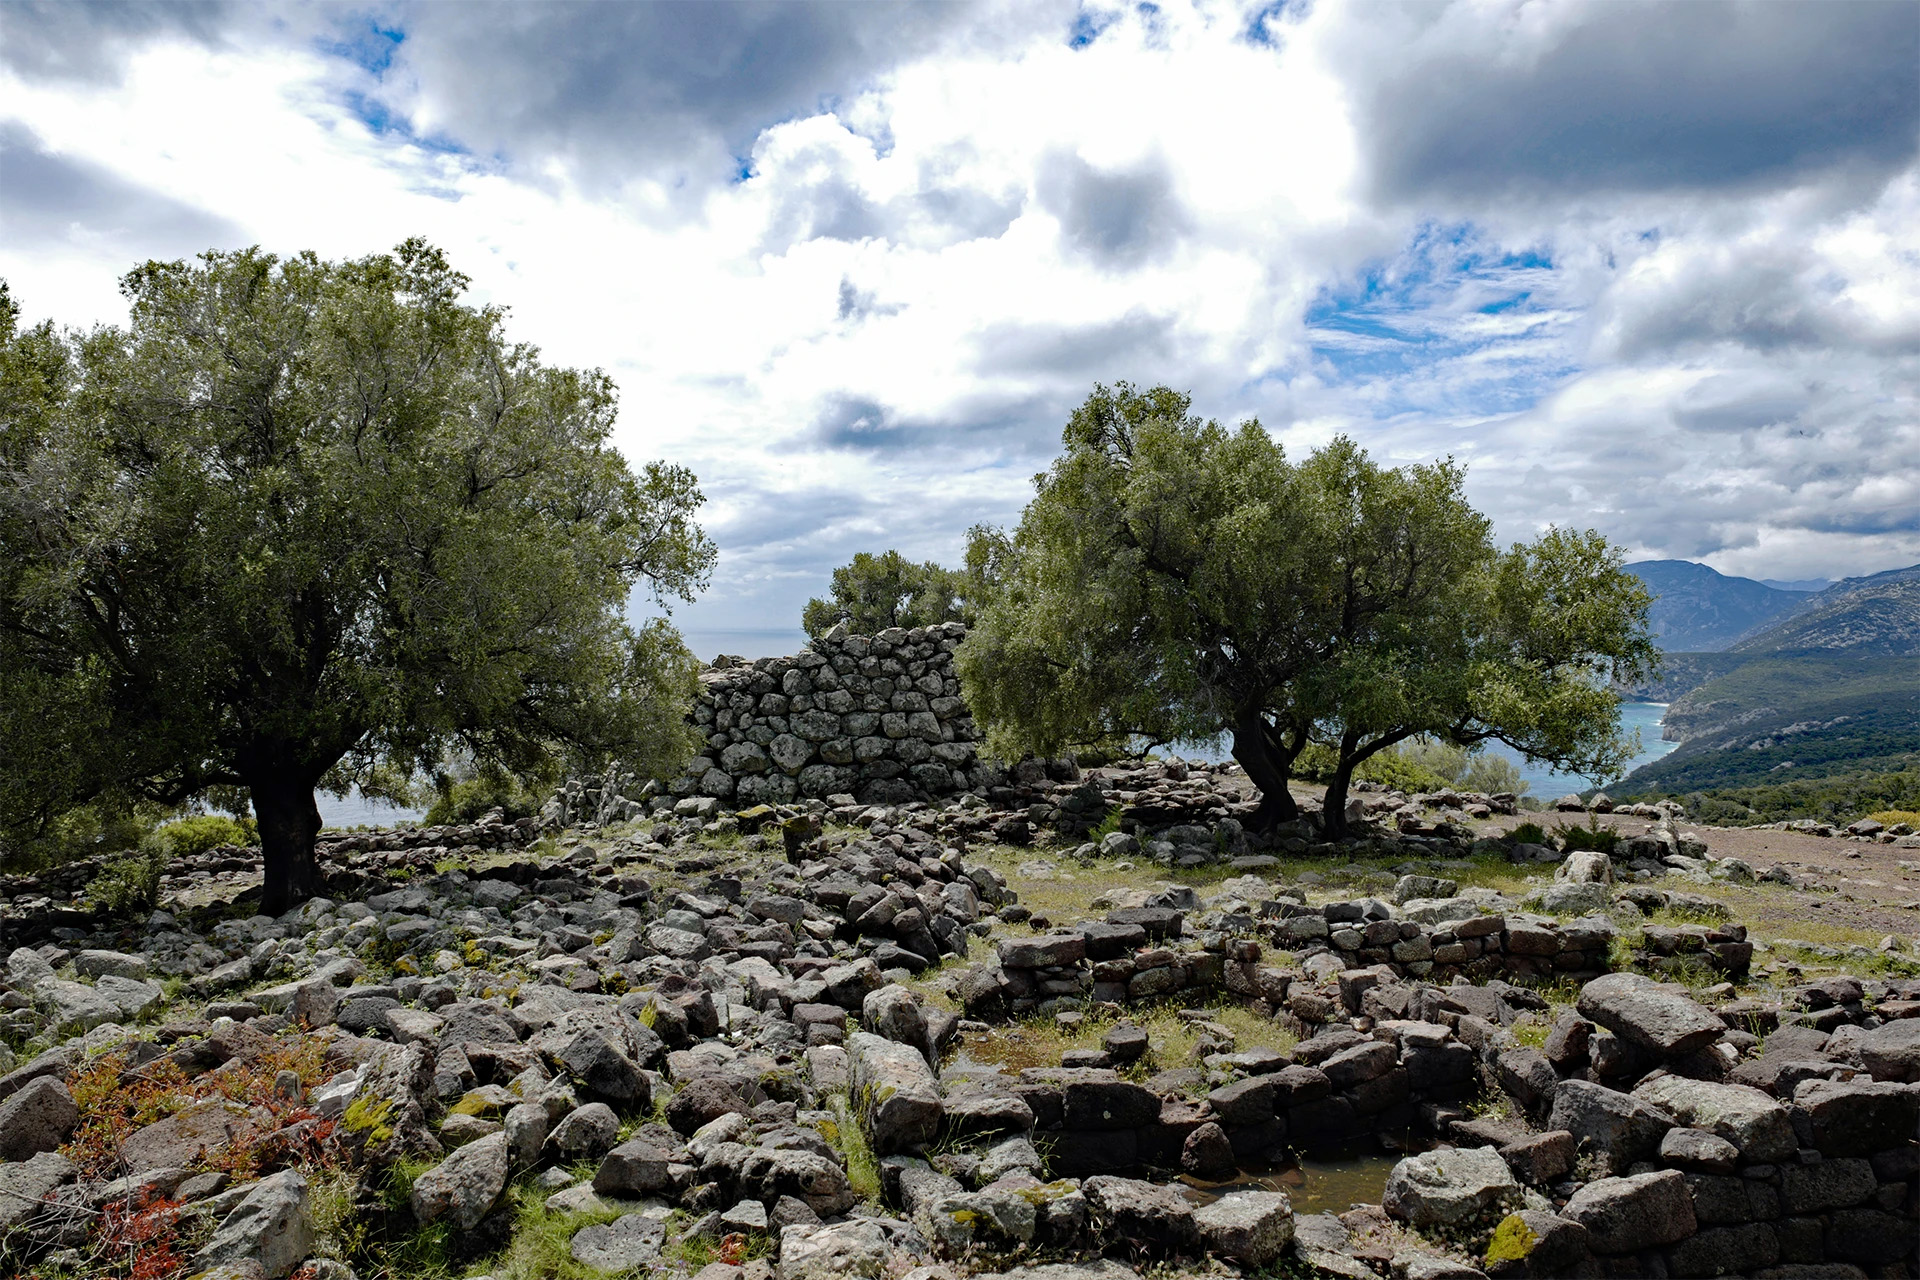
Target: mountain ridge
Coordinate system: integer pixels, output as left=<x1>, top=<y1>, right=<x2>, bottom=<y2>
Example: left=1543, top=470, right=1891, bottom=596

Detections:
left=1618, top=562, right=1920, bottom=802
left=1625, top=559, right=1813, bottom=653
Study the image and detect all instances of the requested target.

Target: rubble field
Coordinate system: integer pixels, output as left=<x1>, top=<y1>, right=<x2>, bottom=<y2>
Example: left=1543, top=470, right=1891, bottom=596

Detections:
left=1, top=754, right=1916, bottom=1280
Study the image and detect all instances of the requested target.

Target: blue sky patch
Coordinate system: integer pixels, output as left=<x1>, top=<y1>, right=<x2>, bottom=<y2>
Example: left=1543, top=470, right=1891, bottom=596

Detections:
left=322, top=18, right=404, bottom=77
left=1305, top=222, right=1577, bottom=419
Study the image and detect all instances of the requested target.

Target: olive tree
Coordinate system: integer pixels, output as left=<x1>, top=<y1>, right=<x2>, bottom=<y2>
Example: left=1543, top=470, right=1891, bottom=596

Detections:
left=801, top=549, right=971, bottom=638
left=957, top=384, right=1329, bottom=826
left=958, top=383, right=1656, bottom=838
left=0, top=244, right=716, bottom=911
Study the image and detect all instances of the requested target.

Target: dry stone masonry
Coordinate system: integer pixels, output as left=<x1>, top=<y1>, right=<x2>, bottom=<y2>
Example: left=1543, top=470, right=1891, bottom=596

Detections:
left=671, top=622, right=988, bottom=809
left=2, top=702, right=1916, bottom=1278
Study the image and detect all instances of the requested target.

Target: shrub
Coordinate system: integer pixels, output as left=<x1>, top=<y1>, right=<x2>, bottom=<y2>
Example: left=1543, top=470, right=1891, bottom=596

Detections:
left=1553, top=821, right=1619, bottom=855
left=422, top=762, right=551, bottom=826
left=1507, top=821, right=1548, bottom=847
left=1461, top=754, right=1529, bottom=796
left=153, top=814, right=257, bottom=855
left=86, top=841, right=172, bottom=918
left=1401, top=738, right=1469, bottom=784
left=1296, top=742, right=1451, bottom=793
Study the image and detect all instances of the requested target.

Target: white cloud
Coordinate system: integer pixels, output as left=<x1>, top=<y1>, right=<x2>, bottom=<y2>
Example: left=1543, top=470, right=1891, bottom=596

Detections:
left=0, top=0, right=1914, bottom=631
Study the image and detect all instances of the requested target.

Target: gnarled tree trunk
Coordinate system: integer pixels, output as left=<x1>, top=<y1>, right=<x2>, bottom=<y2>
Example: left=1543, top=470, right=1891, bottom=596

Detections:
left=248, top=768, right=325, bottom=915
left=1229, top=707, right=1302, bottom=831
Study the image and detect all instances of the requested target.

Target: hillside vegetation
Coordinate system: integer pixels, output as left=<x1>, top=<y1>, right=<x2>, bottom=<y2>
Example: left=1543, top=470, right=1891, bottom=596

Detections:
left=1618, top=563, right=1920, bottom=820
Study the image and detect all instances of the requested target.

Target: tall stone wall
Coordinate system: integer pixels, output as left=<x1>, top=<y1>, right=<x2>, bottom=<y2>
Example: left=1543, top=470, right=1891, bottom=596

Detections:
left=670, top=622, right=991, bottom=808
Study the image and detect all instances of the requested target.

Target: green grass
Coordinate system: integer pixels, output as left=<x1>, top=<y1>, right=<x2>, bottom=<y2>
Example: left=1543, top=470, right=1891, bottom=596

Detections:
left=820, top=1094, right=883, bottom=1208
left=957, top=1000, right=1298, bottom=1081
left=460, top=1180, right=627, bottom=1280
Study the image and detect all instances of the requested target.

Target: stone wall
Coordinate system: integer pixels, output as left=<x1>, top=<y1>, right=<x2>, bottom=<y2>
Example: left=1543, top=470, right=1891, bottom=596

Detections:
left=670, top=623, right=989, bottom=808
left=955, top=902, right=1624, bottom=1024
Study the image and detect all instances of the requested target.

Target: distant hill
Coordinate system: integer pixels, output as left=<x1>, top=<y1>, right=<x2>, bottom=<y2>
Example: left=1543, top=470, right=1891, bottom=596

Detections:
left=1760, top=577, right=1833, bottom=593
left=1625, top=559, right=1813, bottom=652
left=1617, top=563, right=1920, bottom=813
left=1731, top=565, right=1920, bottom=655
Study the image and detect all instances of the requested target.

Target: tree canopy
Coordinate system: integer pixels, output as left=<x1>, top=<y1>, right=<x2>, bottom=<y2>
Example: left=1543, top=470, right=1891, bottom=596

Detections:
left=957, top=383, right=1656, bottom=836
left=801, top=548, right=972, bottom=638
left=0, top=243, right=716, bottom=911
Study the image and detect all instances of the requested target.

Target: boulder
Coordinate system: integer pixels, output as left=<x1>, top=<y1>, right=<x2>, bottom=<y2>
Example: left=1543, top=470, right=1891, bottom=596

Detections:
left=191, top=1169, right=313, bottom=1280
left=1382, top=1146, right=1522, bottom=1230
left=0, top=1075, right=79, bottom=1161
left=570, top=1214, right=666, bottom=1271
left=1193, top=1190, right=1294, bottom=1266
left=1576, top=973, right=1722, bottom=1058
left=1780, top=1157, right=1876, bottom=1213
left=342, top=1041, right=440, bottom=1161
left=1854, top=1017, right=1920, bottom=1082
left=1794, top=1077, right=1920, bottom=1156
left=33, top=978, right=118, bottom=1032
left=971, top=1265, right=1138, bottom=1280
left=1664, top=1223, right=1780, bottom=1278
left=1630, top=1077, right=1795, bottom=1162
left=1484, top=1210, right=1591, bottom=1278
left=74, top=949, right=150, bottom=980
left=735, top=1147, right=857, bottom=1217
left=1180, top=1122, right=1237, bottom=1180
left=1562, top=1170, right=1695, bottom=1254
left=848, top=1031, right=942, bottom=1154
left=1656, top=1128, right=1739, bottom=1173
left=410, top=1130, right=510, bottom=1230
left=121, top=1098, right=259, bottom=1173
left=0, top=1151, right=76, bottom=1234
left=977, top=1137, right=1044, bottom=1184
left=1207, top=1076, right=1278, bottom=1126
left=1083, top=1176, right=1200, bottom=1255
left=1555, top=851, right=1613, bottom=885
left=1532, top=883, right=1611, bottom=915
left=1059, top=1070, right=1161, bottom=1130
left=862, top=984, right=934, bottom=1064
left=924, top=1186, right=1038, bottom=1252
left=997, top=934, right=1087, bottom=968
left=95, top=974, right=166, bottom=1021
left=667, top=1077, right=747, bottom=1136
left=594, top=1128, right=679, bottom=1197
left=1548, top=1080, right=1674, bottom=1175
left=778, top=1218, right=892, bottom=1280
left=503, top=1101, right=550, bottom=1168
left=545, top=1102, right=618, bottom=1163
left=541, top=1025, right=648, bottom=1109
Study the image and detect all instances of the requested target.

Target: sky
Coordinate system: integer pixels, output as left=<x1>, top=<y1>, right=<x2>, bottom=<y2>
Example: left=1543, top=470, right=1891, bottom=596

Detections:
left=2, top=0, right=1917, bottom=632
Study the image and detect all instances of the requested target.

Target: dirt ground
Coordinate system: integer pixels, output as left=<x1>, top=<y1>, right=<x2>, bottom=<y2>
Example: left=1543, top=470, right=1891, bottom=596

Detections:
left=1479, top=808, right=1920, bottom=947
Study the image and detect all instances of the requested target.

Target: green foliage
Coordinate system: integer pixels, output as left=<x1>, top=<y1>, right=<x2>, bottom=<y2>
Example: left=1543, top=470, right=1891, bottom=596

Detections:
left=1508, top=821, right=1548, bottom=846
left=85, top=840, right=172, bottom=917
left=1461, top=754, right=1528, bottom=796
left=0, top=794, right=164, bottom=871
left=956, top=383, right=1654, bottom=834
left=1295, top=742, right=1450, bottom=793
left=801, top=548, right=973, bottom=638
left=1553, top=820, right=1620, bottom=855
left=479, top=1180, right=627, bottom=1280
left=824, top=1093, right=883, bottom=1207
left=153, top=814, right=257, bottom=855
left=422, top=758, right=557, bottom=826
left=1628, top=671, right=1918, bottom=798
left=1667, top=765, right=1920, bottom=827
left=1401, top=738, right=1470, bottom=783
left=0, top=243, right=714, bottom=910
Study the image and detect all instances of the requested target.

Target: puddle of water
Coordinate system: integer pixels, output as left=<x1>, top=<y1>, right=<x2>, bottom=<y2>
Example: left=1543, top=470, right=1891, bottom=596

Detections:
left=1183, top=1141, right=1408, bottom=1216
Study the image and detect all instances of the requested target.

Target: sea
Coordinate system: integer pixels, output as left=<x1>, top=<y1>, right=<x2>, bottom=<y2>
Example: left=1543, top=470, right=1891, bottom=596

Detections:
left=1166, top=702, right=1679, bottom=798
